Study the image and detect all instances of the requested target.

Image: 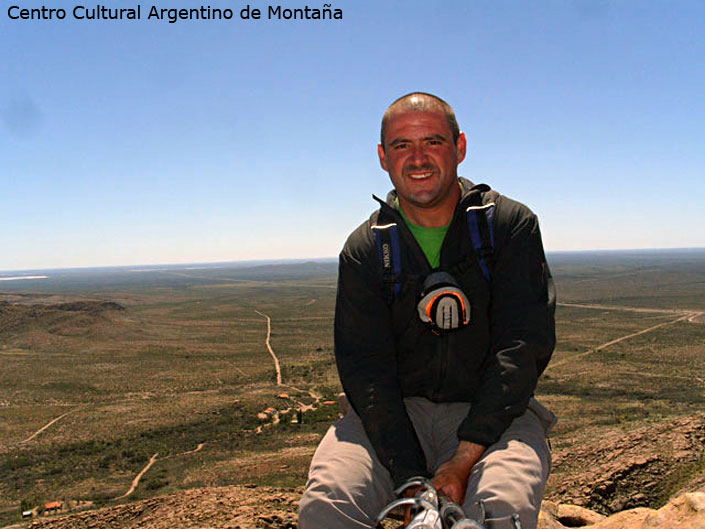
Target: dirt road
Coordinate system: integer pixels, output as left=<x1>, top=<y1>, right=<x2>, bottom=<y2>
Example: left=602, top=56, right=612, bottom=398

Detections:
left=557, top=302, right=687, bottom=314
left=594, top=312, right=695, bottom=351
left=114, top=443, right=206, bottom=500
left=116, top=453, right=160, bottom=499
left=254, top=310, right=282, bottom=386
left=548, top=303, right=703, bottom=371
left=18, top=410, right=73, bottom=444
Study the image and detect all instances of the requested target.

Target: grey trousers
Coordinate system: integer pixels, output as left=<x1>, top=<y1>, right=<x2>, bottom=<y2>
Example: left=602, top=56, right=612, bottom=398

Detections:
left=299, top=398, right=555, bottom=529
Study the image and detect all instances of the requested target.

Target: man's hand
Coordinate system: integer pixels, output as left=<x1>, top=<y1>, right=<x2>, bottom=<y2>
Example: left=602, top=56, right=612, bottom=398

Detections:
left=432, top=441, right=486, bottom=504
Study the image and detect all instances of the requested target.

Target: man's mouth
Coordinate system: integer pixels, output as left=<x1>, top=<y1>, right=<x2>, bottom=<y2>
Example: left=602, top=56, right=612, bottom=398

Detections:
left=407, top=172, right=433, bottom=180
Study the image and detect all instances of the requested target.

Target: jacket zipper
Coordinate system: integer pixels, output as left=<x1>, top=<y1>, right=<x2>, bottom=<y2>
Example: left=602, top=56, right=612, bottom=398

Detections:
left=433, top=333, right=450, bottom=399
left=432, top=200, right=473, bottom=398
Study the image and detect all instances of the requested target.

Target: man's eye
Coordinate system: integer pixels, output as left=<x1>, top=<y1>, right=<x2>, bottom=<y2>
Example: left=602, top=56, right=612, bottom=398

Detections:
left=394, top=144, right=409, bottom=150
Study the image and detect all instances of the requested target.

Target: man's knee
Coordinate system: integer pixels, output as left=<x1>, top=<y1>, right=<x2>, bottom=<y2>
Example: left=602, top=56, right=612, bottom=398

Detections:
left=464, top=418, right=551, bottom=529
left=298, top=477, right=342, bottom=529
left=300, top=458, right=356, bottom=527
left=299, top=462, right=393, bottom=529
left=465, top=488, right=541, bottom=529
left=299, top=416, right=394, bottom=528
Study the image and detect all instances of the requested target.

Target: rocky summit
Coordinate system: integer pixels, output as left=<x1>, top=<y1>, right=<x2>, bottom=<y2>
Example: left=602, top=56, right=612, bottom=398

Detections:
left=12, top=485, right=702, bottom=529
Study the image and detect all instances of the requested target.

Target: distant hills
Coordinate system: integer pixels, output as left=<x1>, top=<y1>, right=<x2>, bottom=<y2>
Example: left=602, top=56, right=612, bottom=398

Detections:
left=2, top=249, right=705, bottom=292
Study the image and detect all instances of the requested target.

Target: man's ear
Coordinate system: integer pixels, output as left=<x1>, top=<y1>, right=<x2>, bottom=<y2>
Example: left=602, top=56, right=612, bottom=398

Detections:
left=378, top=143, right=388, bottom=171
left=456, top=132, right=467, bottom=165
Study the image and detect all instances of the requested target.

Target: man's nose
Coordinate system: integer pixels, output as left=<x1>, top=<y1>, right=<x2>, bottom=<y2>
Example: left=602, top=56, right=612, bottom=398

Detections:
left=409, top=144, right=429, bottom=165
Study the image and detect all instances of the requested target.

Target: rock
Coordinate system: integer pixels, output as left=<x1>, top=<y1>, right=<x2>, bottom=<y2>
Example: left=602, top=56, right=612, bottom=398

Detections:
left=685, top=492, right=705, bottom=512
left=630, top=493, right=646, bottom=505
left=539, top=490, right=705, bottom=529
left=589, top=507, right=652, bottom=528
left=557, top=503, right=605, bottom=525
left=609, top=499, right=627, bottom=512
left=641, top=491, right=705, bottom=529
left=540, top=500, right=559, bottom=517
left=538, top=508, right=567, bottom=529
left=596, top=480, right=616, bottom=496
left=536, top=502, right=565, bottom=529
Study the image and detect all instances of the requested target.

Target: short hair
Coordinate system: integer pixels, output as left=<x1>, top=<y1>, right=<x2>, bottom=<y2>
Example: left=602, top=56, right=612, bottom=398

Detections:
left=380, top=92, right=460, bottom=149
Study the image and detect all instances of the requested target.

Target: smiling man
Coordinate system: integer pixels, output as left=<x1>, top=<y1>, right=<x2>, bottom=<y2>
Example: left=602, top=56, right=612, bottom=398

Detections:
left=299, top=93, right=557, bottom=529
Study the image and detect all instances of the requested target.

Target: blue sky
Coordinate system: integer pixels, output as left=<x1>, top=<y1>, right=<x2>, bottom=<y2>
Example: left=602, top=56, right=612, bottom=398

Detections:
left=2, top=0, right=704, bottom=271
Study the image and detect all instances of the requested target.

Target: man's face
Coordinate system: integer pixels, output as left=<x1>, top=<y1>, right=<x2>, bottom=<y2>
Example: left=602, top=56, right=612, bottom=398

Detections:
left=378, top=109, right=466, bottom=214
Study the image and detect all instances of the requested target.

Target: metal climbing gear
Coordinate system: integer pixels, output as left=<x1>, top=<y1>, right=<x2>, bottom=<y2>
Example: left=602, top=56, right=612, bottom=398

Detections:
left=376, top=477, right=524, bottom=529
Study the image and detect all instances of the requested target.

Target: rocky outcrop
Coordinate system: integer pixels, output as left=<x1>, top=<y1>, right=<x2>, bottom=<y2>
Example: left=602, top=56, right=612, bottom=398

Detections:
left=540, top=491, right=705, bottom=529
left=541, top=502, right=606, bottom=526
left=548, top=414, right=705, bottom=514
left=23, top=487, right=705, bottom=529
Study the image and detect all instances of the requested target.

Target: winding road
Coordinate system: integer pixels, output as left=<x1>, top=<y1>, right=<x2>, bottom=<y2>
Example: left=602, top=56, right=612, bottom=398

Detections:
left=116, top=452, right=160, bottom=499
left=254, top=310, right=282, bottom=386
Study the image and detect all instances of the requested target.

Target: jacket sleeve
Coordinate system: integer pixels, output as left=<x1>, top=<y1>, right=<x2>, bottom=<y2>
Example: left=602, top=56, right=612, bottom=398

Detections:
left=457, top=198, right=556, bottom=446
left=334, top=226, right=430, bottom=487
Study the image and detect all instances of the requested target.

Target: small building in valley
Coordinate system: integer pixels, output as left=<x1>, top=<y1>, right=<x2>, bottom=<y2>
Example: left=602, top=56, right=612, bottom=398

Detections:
left=44, top=501, right=63, bottom=515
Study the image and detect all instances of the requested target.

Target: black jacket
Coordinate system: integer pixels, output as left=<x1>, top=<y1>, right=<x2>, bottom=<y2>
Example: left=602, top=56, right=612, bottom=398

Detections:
left=334, top=178, right=556, bottom=487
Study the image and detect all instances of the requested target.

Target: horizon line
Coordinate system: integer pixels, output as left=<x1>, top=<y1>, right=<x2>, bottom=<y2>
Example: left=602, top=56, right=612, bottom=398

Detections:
left=1, top=246, right=705, bottom=275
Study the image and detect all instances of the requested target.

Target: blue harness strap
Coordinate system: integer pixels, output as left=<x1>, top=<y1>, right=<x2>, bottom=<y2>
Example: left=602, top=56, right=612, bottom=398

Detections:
left=466, top=202, right=496, bottom=282
left=372, top=222, right=402, bottom=300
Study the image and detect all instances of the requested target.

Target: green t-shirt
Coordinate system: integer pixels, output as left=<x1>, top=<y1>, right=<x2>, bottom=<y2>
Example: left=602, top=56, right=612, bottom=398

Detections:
left=397, top=203, right=450, bottom=268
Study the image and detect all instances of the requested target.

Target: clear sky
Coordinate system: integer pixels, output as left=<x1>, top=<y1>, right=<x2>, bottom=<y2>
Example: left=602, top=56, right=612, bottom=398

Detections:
left=2, top=0, right=704, bottom=271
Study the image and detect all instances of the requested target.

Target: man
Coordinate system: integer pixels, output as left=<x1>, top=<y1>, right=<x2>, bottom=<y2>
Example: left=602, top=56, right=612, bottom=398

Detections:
left=299, top=93, right=556, bottom=529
